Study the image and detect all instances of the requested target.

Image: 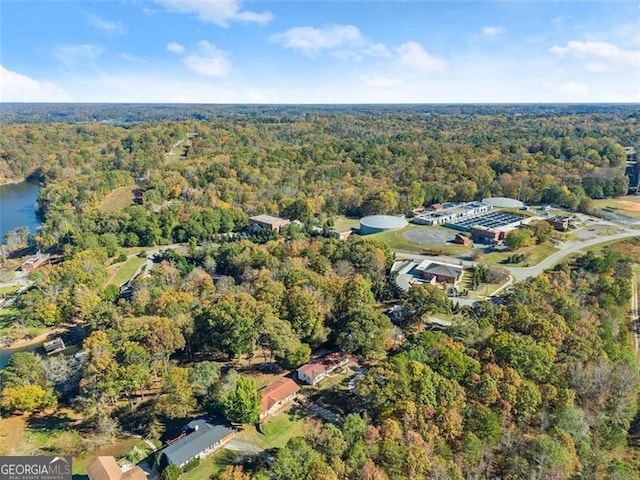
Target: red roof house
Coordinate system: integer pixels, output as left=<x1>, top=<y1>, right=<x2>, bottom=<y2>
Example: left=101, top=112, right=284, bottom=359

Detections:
left=297, top=352, right=351, bottom=386
left=260, top=377, right=300, bottom=419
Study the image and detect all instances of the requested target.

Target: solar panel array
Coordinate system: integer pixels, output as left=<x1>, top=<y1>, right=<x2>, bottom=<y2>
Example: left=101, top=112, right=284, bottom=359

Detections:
left=446, top=211, right=525, bottom=231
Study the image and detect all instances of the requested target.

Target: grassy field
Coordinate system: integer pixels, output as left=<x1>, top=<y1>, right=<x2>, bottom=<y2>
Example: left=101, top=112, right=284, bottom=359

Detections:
left=107, top=257, right=146, bottom=286
left=98, top=185, right=136, bottom=213
left=0, top=285, right=20, bottom=297
left=593, top=196, right=640, bottom=219
left=480, top=244, right=559, bottom=267
left=236, top=405, right=307, bottom=450
left=180, top=450, right=237, bottom=480
left=331, top=215, right=360, bottom=231
left=368, top=226, right=471, bottom=255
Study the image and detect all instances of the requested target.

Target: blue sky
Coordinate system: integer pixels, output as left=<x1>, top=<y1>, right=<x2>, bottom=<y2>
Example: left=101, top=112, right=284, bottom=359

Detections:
left=1, top=1, right=639, bottom=103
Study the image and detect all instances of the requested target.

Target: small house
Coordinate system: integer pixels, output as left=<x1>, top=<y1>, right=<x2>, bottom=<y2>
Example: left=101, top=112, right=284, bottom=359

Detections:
left=87, top=457, right=146, bottom=480
left=260, top=377, right=300, bottom=419
left=297, top=352, right=351, bottom=385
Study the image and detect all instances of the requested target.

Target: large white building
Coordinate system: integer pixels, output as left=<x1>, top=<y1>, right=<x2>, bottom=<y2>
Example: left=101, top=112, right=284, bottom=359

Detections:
left=414, top=202, right=492, bottom=226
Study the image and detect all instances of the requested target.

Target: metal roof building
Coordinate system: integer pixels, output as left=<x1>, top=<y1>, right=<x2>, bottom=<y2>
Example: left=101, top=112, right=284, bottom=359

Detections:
left=482, top=197, right=524, bottom=208
left=162, top=419, right=235, bottom=468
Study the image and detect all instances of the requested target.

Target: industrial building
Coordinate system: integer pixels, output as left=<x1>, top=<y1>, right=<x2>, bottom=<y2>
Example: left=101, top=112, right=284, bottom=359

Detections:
left=249, top=214, right=291, bottom=233
left=413, top=202, right=492, bottom=226
left=359, top=215, right=408, bottom=235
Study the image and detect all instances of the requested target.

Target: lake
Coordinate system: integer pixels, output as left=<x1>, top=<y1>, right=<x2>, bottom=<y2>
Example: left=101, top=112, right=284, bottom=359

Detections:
left=0, top=181, right=41, bottom=240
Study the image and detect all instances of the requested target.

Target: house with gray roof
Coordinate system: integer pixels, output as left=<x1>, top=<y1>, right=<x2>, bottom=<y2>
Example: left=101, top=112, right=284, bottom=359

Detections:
left=161, top=418, right=235, bottom=468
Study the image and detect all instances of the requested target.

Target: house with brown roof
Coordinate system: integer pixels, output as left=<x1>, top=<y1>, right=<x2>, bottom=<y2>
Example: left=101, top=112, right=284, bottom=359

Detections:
left=87, top=457, right=146, bottom=480
left=297, top=352, right=351, bottom=385
left=260, top=377, right=300, bottom=419
left=249, top=214, right=291, bottom=233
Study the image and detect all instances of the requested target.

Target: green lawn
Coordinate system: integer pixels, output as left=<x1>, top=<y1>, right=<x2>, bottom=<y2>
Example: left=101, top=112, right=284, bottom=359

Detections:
left=98, top=185, right=136, bottom=214
left=0, top=285, right=20, bottom=297
left=331, top=215, right=360, bottom=231
left=107, top=257, right=147, bottom=287
left=180, top=450, right=237, bottom=480
left=236, top=406, right=307, bottom=450
left=481, top=244, right=559, bottom=267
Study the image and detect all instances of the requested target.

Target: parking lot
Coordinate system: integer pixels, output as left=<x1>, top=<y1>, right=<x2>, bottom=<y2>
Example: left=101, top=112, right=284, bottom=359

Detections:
left=402, top=226, right=456, bottom=245
left=447, top=211, right=526, bottom=231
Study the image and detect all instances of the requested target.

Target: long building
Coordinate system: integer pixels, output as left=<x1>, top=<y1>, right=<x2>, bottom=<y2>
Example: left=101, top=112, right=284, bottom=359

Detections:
left=414, top=202, right=492, bottom=226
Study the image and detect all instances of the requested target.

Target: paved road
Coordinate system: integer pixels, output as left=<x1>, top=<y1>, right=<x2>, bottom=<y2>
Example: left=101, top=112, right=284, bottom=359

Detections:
left=507, top=230, right=639, bottom=282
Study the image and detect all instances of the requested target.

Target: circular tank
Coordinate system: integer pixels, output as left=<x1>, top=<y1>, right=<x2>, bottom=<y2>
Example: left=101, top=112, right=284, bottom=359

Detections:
left=359, top=215, right=409, bottom=235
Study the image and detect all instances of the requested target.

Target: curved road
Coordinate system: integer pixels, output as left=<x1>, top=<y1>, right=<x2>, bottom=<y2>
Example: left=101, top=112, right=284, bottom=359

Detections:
left=507, top=230, right=639, bottom=282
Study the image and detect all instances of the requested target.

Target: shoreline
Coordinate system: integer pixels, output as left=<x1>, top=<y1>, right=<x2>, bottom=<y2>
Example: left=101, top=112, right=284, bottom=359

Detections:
left=1, top=327, right=66, bottom=350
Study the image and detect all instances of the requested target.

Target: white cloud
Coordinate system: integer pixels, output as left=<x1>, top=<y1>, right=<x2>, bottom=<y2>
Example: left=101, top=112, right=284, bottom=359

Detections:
left=361, top=76, right=403, bottom=89
left=396, top=41, right=447, bottom=72
left=550, top=40, right=639, bottom=66
left=481, top=26, right=504, bottom=37
left=270, top=25, right=369, bottom=57
left=87, top=14, right=124, bottom=35
left=54, top=44, right=103, bottom=66
left=585, top=62, right=608, bottom=73
left=155, top=0, right=273, bottom=27
left=166, top=42, right=185, bottom=54
left=559, top=81, right=589, bottom=97
left=183, top=41, right=231, bottom=77
left=118, top=53, right=145, bottom=63
left=0, top=65, right=71, bottom=101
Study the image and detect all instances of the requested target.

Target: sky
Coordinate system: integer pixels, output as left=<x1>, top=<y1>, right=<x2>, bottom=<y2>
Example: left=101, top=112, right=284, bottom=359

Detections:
left=1, top=1, right=639, bottom=103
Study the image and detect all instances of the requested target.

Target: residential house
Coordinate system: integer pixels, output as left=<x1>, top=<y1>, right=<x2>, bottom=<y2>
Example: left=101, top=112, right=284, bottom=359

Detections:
left=87, top=456, right=146, bottom=480
left=249, top=214, right=291, bottom=233
left=297, top=352, right=351, bottom=385
left=260, top=377, right=300, bottom=419
left=161, top=419, right=235, bottom=468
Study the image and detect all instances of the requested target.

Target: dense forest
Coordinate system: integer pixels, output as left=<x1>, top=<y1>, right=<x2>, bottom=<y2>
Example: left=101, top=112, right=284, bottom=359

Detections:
left=1, top=105, right=639, bottom=479
left=1, top=105, right=639, bottom=252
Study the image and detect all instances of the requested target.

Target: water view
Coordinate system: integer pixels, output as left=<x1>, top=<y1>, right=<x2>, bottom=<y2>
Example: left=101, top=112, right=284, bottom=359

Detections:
left=0, top=181, right=41, bottom=240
